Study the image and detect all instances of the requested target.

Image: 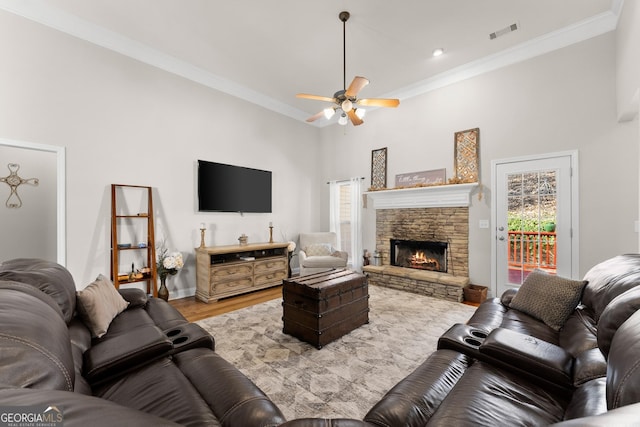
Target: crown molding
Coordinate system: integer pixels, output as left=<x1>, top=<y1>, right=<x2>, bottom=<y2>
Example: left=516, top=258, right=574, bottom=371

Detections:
left=0, top=1, right=621, bottom=127
left=0, top=0, right=311, bottom=123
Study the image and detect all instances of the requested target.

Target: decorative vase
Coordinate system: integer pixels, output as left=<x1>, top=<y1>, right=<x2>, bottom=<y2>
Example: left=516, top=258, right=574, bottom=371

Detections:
left=158, top=276, right=169, bottom=301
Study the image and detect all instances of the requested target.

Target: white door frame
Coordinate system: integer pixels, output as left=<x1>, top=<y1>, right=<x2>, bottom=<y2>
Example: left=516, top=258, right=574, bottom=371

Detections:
left=0, top=138, right=66, bottom=266
left=491, top=150, right=579, bottom=296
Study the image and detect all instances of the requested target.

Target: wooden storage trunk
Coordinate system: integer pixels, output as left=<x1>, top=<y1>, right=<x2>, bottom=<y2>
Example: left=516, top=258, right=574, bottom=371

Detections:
left=282, top=269, right=369, bottom=349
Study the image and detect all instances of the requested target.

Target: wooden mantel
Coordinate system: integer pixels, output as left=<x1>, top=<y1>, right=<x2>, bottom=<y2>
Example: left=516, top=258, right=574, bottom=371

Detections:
left=365, top=183, right=478, bottom=209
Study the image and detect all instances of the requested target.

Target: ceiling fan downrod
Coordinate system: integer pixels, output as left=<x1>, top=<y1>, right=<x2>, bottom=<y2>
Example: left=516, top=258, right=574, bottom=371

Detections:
left=340, top=11, right=350, bottom=91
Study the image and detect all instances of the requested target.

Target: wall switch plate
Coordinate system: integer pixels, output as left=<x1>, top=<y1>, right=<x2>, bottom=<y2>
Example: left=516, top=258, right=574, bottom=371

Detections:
left=479, top=220, right=489, bottom=229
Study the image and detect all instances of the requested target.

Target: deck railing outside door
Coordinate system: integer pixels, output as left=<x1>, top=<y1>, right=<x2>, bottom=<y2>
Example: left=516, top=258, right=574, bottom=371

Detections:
left=508, top=230, right=557, bottom=275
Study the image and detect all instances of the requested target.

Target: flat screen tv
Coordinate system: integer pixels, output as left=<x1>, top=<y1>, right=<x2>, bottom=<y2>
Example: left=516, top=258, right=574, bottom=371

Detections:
left=198, top=160, right=272, bottom=213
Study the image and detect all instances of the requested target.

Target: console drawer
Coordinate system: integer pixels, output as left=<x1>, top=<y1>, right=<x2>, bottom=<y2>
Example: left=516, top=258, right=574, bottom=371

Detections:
left=255, top=270, right=287, bottom=287
left=254, top=258, right=287, bottom=273
left=211, top=277, right=254, bottom=295
left=210, top=262, right=253, bottom=281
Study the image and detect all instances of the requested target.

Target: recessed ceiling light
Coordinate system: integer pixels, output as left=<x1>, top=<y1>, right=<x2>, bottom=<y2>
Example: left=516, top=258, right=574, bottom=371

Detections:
left=432, top=48, right=444, bottom=57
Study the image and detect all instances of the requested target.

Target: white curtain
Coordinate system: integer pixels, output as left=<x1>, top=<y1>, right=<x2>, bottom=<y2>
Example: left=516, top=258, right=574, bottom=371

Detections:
left=349, top=177, right=363, bottom=271
left=328, top=177, right=363, bottom=271
left=328, top=180, right=340, bottom=242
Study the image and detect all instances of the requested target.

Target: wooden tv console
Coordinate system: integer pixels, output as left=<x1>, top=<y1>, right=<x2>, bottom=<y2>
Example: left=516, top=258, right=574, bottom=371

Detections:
left=195, top=242, right=289, bottom=303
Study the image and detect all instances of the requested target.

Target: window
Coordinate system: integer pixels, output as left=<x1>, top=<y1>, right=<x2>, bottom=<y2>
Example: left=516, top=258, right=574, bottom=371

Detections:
left=329, top=177, right=362, bottom=271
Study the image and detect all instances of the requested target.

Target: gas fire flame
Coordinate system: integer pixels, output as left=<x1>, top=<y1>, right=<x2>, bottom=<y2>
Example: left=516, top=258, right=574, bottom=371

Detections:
left=410, top=251, right=440, bottom=270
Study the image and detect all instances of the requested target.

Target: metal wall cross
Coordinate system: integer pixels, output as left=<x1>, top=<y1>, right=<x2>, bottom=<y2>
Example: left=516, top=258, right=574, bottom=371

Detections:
left=0, top=163, right=39, bottom=208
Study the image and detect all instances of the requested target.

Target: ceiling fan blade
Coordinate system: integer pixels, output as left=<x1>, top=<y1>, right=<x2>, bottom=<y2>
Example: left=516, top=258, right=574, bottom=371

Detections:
left=306, top=111, right=325, bottom=123
left=296, top=93, right=336, bottom=103
left=347, top=109, right=364, bottom=126
left=357, top=98, right=400, bottom=108
left=345, top=76, right=369, bottom=98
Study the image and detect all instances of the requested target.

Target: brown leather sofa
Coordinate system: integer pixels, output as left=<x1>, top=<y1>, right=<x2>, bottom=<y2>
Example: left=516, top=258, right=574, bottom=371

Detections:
left=0, top=258, right=285, bottom=427
left=283, top=254, right=640, bottom=426
left=4, top=255, right=640, bottom=426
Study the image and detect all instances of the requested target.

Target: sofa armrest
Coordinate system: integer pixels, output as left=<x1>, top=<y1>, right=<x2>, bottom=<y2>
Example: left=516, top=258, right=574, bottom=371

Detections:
left=479, top=327, right=574, bottom=388
left=118, top=288, right=148, bottom=309
left=500, top=288, right=518, bottom=306
left=83, top=324, right=172, bottom=384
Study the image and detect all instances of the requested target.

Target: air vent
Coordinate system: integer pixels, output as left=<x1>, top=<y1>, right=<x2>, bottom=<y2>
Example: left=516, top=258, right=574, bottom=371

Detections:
left=489, top=23, right=519, bottom=40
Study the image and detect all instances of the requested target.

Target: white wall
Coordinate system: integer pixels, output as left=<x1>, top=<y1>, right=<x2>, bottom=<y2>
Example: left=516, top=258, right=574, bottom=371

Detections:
left=320, top=32, right=639, bottom=290
left=616, top=0, right=640, bottom=121
left=0, top=11, right=322, bottom=297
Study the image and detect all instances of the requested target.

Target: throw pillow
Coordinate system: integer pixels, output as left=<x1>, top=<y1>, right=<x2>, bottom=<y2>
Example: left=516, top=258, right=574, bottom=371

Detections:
left=305, top=243, right=333, bottom=256
left=510, top=269, right=587, bottom=331
left=76, top=274, right=129, bottom=338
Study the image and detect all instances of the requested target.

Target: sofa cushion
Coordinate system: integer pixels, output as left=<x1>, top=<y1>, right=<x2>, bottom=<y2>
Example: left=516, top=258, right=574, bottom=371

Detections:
left=582, top=254, right=640, bottom=322
left=510, top=269, right=587, bottom=331
left=76, top=274, right=129, bottom=338
left=304, top=243, right=333, bottom=256
left=0, top=283, right=75, bottom=391
left=0, top=388, right=182, bottom=427
left=597, top=286, right=640, bottom=359
left=606, top=309, right=640, bottom=409
left=0, top=258, right=77, bottom=324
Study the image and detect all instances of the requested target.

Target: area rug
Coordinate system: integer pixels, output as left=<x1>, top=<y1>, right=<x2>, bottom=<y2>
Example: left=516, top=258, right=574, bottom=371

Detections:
left=196, top=285, right=476, bottom=420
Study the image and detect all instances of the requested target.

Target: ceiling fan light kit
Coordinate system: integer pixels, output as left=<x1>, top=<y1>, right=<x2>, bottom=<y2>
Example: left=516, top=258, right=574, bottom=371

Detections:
left=296, top=11, right=399, bottom=127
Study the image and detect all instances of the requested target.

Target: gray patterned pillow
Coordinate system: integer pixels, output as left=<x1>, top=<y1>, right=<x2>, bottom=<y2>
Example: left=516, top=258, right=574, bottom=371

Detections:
left=510, top=269, right=587, bottom=331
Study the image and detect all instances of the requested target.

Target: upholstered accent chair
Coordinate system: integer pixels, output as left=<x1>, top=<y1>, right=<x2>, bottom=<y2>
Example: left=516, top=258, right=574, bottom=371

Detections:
left=298, top=232, right=348, bottom=276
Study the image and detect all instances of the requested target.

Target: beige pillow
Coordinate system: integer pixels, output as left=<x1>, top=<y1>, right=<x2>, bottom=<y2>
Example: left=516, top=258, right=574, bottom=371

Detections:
left=76, top=274, right=129, bottom=338
left=305, top=243, right=333, bottom=256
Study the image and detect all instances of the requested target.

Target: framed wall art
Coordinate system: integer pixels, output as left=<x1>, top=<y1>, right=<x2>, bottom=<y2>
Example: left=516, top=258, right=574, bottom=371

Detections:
left=370, top=147, right=387, bottom=190
left=454, top=128, right=480, bottom=183
left=395, top=168, right=446, bottom=188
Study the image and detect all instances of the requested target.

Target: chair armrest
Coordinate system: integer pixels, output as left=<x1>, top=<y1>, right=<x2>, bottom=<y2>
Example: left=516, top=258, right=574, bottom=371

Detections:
left=333, top=250, right=348, bottom=261
left=299, top=250, right=308, bottom=262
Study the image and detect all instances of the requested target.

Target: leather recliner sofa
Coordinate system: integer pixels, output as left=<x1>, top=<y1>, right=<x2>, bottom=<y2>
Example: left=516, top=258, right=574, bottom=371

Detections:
left=4, top=255, right=640, bottom=426
left=0, top=258, right=285, bottom=427
left=283, top=254, right=640, bottom=426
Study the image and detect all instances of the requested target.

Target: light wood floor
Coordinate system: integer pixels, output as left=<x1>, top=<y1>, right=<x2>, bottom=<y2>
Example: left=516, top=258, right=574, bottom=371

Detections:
left=169, top=286, right=283, bottom=322
left=170, top=285, right=479, bottom=322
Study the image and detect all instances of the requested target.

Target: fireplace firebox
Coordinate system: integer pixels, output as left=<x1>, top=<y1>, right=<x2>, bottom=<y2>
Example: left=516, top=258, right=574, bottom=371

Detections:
left=390, top=239, right=448, bottom=273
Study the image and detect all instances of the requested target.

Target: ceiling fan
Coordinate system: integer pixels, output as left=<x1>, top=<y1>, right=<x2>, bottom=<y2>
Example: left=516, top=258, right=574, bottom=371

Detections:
left=296, top=11, right=400, bottom=126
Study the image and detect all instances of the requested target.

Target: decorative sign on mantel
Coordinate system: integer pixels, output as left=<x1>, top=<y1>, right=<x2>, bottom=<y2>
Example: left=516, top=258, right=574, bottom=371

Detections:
left=395, top=168, right=446, bottom=188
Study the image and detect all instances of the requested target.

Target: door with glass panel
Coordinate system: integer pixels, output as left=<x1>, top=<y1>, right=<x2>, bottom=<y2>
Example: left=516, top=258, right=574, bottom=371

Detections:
left=493, top=153, right=577, bottom=296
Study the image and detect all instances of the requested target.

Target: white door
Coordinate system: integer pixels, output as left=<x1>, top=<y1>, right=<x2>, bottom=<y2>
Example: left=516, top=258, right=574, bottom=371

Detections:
left=492, top=152, right=578, bottom=297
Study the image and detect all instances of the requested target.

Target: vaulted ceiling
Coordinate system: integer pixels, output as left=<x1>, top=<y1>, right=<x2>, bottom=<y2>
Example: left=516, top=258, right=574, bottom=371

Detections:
left=0, top=0, right=620, bottom=126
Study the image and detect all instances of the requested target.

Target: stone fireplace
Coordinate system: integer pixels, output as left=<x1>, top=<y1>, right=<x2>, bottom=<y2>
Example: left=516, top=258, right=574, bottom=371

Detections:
left=362, top=184, right=476, bottom=302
